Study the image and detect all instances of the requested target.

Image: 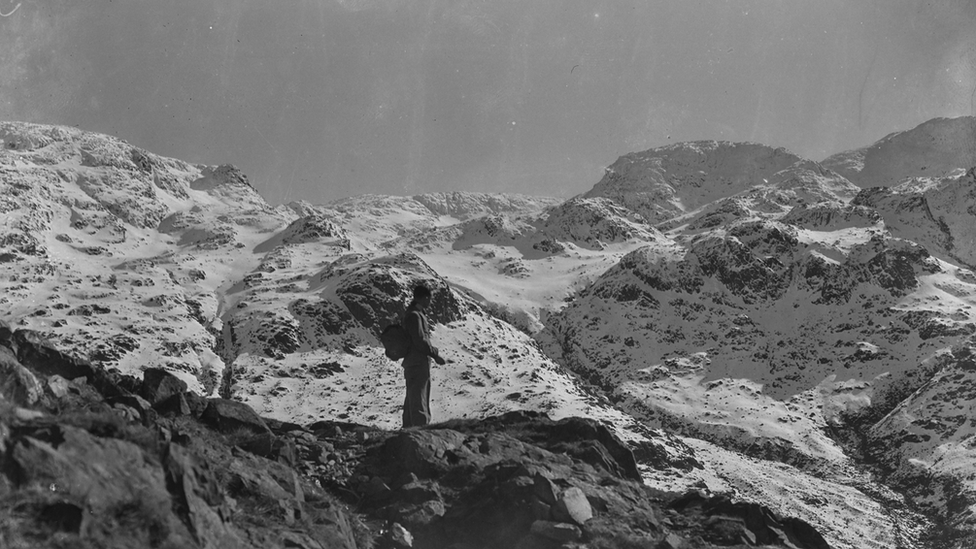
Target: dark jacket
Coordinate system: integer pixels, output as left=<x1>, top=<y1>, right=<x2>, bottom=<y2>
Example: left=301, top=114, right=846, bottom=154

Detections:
left=403, top=306, right=438, bottom=366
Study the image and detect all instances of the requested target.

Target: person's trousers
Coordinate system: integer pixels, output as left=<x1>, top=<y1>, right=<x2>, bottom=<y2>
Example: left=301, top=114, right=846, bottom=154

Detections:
left=402, top=362, right=431, bottom=428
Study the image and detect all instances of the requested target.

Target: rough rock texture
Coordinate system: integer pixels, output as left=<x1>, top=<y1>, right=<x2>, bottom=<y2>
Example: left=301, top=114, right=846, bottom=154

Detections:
left=582, top=141, right=803, bottom=223
left=0, top=325, right=363, bottom=549
left=781, top=201, right=883, bottom=230
left=413, top=191, right=560, bottom=220
left=851, top=168, right=976, bottom=268
left=540, top=197, right=662, bottom=249
left=350, top=411, right=828, bottom=549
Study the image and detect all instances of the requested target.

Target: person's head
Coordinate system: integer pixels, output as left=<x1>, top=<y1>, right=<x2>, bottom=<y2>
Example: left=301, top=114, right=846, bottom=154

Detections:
left=411, top=283, right=432, bottom=309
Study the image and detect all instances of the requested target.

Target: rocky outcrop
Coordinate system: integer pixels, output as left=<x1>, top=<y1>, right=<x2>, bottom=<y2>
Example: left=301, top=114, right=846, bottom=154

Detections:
left=540, top=196, right=662, bottom=249
left=653, top=160, right=859, bottom=234
left=412, top=191, right=560, bottom=220
left=348, top=411, right=828, bottom=549
left=582, top=141, right=802, bottom=223
left=333, top=254, right=465, bottom=333
left=257, top=214, right=350, bottom=252
left=851, top=168, right=976, bottom=268
left=451, top=214, right=538, bottom=250
left=223, top=251, right=467, bottom=368
left=823, top=116, right=976, bottom=188
left=543, top=219, right=974, bottom=472
left=781, top=202, right=882, bottom=230
left=0, top=323, right=828, bottom=549
left=0, top=323, right=363, bottom=549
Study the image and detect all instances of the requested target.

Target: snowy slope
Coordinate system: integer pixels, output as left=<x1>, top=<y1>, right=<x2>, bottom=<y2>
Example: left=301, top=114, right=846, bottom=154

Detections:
left=0, top=122, right=293, bottom=394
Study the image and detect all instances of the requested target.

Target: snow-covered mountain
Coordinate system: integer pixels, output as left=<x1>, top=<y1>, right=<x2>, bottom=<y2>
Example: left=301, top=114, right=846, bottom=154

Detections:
left=822, top=116, right=976, bottom=188
left=582, top=141, right=805, bottom=224
left=2, top=117, right=976, bottom=548
left=852, top=168, right=976, bottom=269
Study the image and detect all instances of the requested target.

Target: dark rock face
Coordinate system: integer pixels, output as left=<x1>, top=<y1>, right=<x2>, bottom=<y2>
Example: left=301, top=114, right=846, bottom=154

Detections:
left=349, top=410, right=828, bottom=549
left=0, top=325, right=363, bottom=549
left=141, top=367, right=189, bottom=406
left=0, top=323, right=95, bottom=381
left=201, top=398, right=271, bottom=436
left=0, top=231, right=45, bottom=257
left=689, top=222, right=797, bottom=304
left=277, top=214, right=349, bottom=248
left=851, top=169, right=976, bottom=268
left=193, top=164, right=253, bottom=191
left=677, top=197, right=754, bottom=232
left=337, top=267, right=411, bottom=332
left=334, top=254, right=464, bottom=334
left=570, top=220, right=939, bottom=314
left=781, top=201, right=882, bottom=230
left=669, top=492, right=830, bottom=549
left=9, top=417, right=196, bottom=547
left=0, top=346, right=42, bottom=406
left=453, top=214, right=535, bottom=247
left=583, top=141, right=802, bottom=224
left=822, top=116, right=976, bottom=188
left=290, top=298, right=355, bottom=341
left=541, top=197, right=659, bottom=248
left=259, top=318, right=304, bottom=359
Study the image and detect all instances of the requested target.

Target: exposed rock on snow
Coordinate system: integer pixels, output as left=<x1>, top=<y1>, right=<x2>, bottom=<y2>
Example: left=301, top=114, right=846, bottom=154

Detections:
left=781, top=201, right=882, bottom=230
left=852, top=167, right=976, bottom=268
left=412, top=191, right=560, bottom=220
left=583, top=140, right=803, bottom=223
left=540, top=196, right=662, bottom=249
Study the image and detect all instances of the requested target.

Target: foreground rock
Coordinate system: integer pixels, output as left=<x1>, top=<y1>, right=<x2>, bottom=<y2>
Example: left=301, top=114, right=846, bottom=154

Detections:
left=0, top=322, right=828, bottom=548
left=348, top=412, right=830, bottom=549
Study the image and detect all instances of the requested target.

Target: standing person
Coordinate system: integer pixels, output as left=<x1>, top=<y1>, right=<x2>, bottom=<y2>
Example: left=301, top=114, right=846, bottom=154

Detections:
left=402, top=283, right=446, bottom=428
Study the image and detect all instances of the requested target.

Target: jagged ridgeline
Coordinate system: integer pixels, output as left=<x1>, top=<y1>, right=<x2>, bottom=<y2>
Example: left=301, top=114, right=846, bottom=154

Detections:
left=1, top=117, right=976, bottom=548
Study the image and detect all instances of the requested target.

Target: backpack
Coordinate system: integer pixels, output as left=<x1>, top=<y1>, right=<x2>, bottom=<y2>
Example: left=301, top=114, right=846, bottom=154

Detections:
left=380, top=323, right=411, bottom=361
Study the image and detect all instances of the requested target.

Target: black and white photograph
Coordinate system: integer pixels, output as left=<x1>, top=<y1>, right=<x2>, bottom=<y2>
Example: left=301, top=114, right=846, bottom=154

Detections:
left=1, top=2, right=975, bottom=548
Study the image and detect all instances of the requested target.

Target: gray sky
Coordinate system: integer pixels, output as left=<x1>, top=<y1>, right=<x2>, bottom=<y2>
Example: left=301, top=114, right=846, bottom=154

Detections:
left=2, top=0, right=975, bottom=205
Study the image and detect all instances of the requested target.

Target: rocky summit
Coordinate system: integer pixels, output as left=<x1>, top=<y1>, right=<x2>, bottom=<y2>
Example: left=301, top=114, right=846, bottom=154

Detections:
left=0, top=116, right=975, bottom=548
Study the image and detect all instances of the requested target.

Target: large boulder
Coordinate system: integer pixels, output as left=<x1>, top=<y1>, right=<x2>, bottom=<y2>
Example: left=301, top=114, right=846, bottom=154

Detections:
left=0, top=346, right=43, bottom=406
left=0, top=324, right=95, bottom=381
left=141, top=367, right=189, bottom=407
left=201, top=398, right=271, bottom=436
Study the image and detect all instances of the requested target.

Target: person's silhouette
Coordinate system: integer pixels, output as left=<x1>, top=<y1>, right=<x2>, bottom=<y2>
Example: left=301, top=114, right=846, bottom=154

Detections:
left=401, top=283, right=446, bottom=428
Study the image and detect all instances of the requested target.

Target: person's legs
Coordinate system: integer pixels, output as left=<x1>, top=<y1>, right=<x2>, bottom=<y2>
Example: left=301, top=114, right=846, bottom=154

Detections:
left=401, top=387, right=412, bottom=428
left=402, top=363, right=431, bottom=428
left=418, top=370, right=430, bottom=425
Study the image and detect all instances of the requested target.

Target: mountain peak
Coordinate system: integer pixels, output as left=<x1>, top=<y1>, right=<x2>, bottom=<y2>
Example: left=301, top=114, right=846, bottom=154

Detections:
left=582, top=141, right=804, bottom=223
left=822, top=115, right=976, bottom=187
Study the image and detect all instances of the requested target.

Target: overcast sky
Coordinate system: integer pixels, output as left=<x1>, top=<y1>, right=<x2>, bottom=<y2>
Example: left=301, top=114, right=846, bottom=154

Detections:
left=2, top=0, right=974, bottom=205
